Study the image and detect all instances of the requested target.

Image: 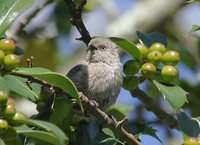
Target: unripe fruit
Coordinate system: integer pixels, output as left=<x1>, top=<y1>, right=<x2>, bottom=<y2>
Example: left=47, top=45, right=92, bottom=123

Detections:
left=147, top=51, right=163, bottom=66
left=163, top=51, right=180, bottom=66
left=11, top=112, right=27, bottom=126
left=184, top=137, right=200, bottom=145
left=7, top=97, right=15, bottom=108
left=0, top=38, right=15, bottom=55
left=123, top=60, right=140, bottom=76
left=0, top=49, right=5, bottom=65
left=0, top=119, right=8, bottom=131
left=149, top=43, right=166, bottom=54
left=141, top=63, right=156, bottom=78
left=161, top=65, right=178, bottom=81
left=122, top=76, right=140, bottom=91
left=4, top=54, right=20, bottom=70
left=136, top=43, right=148, bottom=59
left=0, top=91, right=8, bottom=106
left=3, top=105, right=16, bottom=119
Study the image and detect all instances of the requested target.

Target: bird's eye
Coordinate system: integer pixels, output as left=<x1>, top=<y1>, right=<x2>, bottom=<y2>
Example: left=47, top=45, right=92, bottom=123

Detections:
left=99, top=45, right=106, bottom=49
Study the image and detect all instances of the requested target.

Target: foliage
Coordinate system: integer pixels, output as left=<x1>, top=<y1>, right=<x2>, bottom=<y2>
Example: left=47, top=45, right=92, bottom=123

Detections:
left=0, top=0, right=200, bottom=145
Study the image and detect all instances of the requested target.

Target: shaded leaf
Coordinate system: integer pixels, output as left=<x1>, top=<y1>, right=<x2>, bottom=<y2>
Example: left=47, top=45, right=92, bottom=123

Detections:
left=1, top=127, right=21, bottom=145
left=75, top=121, right=99, bottom=145
left=153, top=81, right=188, bottom=110
left=124, top=122, right=146, bottom=135
left=25, top=119, right=69, bottom=145
left=50, top=97, right=73, bottom=129
left=14, top=46, right=24, bottom=55
left=143, top=126, right=162, bottom=143
left=110, top=37, right=141, bottom=61
left=0, top=0, right=35, bottom=36
left=136, top=31, right=167, bottom=47
left=177, top=112, right=200, bottom=137
left=189, top=25, right=200, bottom=33
left=0, top=75, right=38, bottom=102
left=12, top=67, right=82, bottom=111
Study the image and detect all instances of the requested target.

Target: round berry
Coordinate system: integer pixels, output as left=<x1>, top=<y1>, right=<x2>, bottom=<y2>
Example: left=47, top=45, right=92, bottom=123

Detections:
left=136, top=43, right=148, bottom=59
left=141, top=63, right=156, bottom=78
left=147, top=51, right=163, bottom=66
left=11, top=112, right=27, bottom=126
left=163, top=51, right=180, bottom=66
left=4, top=54, right=20, bottom=70
left=7, top=97, right=15, bottom=108
left=0, top=49, right=5, bottom=65
left=123, top=60, right=140, bottom=76
left=0, top=38, right=15, bottom=55
left=122, top=76, right=139, bottom=91
left=0, top=119, right=8, bottom=132
left=161, top=65, right=178, bottom=81
left=3, top=105, right=16, bottom=119
left=149, top=43, right=166, bottom=54
left=0, top=91, right=8, bottom=106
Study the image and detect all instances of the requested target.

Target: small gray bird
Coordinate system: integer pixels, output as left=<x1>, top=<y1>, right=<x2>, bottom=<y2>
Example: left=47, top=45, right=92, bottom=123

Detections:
left=67, top=37, right=123, bottom=111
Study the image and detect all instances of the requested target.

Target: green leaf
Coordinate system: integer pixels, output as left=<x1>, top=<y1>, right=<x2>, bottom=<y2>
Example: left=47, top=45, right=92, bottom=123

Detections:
left=0, top=75, right=38, bottom=102
left=109, top=37, right=141, bottom=61
left=50, top=97, right=73, bottom=129
left=99, top=137, right=116, bottom=144
left=0, top=0, right=35, bottom=36
left=189, top=25, right=200, bottom=33
left=153, top=81, right=188, bottom=110
left=136, top=31, right=167, bottom=47
left=12, top=67, right=82, bottom=111
left=24, top=119, right=68, bottom=145
left=102, top=128, right=115, bottom=138
left=0, top=139, right=6, bottom=145
left=108, top=105, right=132, bottom=121
left=1, top=127, right=21, bottom=145
left=17, top=130, right=60, bottom=145
left=177, top=112, right=200, bottom=137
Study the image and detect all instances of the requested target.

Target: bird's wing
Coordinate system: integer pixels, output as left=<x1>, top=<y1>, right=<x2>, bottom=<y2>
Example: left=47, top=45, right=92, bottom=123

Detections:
left=67, top=64, right=88, bottom=91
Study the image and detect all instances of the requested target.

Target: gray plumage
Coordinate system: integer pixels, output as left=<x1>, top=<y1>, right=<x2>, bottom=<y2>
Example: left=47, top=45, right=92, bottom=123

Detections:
left=67, top=37, right=123, bottom=111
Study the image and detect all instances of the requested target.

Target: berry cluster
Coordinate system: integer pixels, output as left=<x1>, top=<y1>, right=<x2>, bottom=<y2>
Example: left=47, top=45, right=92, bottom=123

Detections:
left=0, top=38, right=20, bottom=71
left=123, top=42, right=180, bottom=90
left=0, top=91, right=26, bottom=134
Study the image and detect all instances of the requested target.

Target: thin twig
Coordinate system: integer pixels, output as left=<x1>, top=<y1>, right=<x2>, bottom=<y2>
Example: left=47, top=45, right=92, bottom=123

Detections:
left=10, top=72, right=141, bottom=145
left=64, top=0, right=92, bottom=45
left=132, top=88, right=179, bottom=129
left=10, top=0, right=53, bottom=37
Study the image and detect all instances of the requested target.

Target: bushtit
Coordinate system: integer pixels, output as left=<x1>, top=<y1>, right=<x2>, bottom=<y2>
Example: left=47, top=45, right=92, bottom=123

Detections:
left=67, top=37, right=123, bottom=111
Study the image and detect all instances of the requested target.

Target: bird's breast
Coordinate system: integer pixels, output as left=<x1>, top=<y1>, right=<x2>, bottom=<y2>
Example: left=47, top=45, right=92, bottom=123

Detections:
left=83, top=62, right=123, bottom=110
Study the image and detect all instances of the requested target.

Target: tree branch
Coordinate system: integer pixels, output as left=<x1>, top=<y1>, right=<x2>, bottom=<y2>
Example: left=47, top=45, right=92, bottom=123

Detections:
left=10, top=72, right=141, bottom=145
left=132, top=88, right=179, bottom=129
left=8, top=0, right=53, bottom=39
left=64, top=0, right=92, bottom=45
